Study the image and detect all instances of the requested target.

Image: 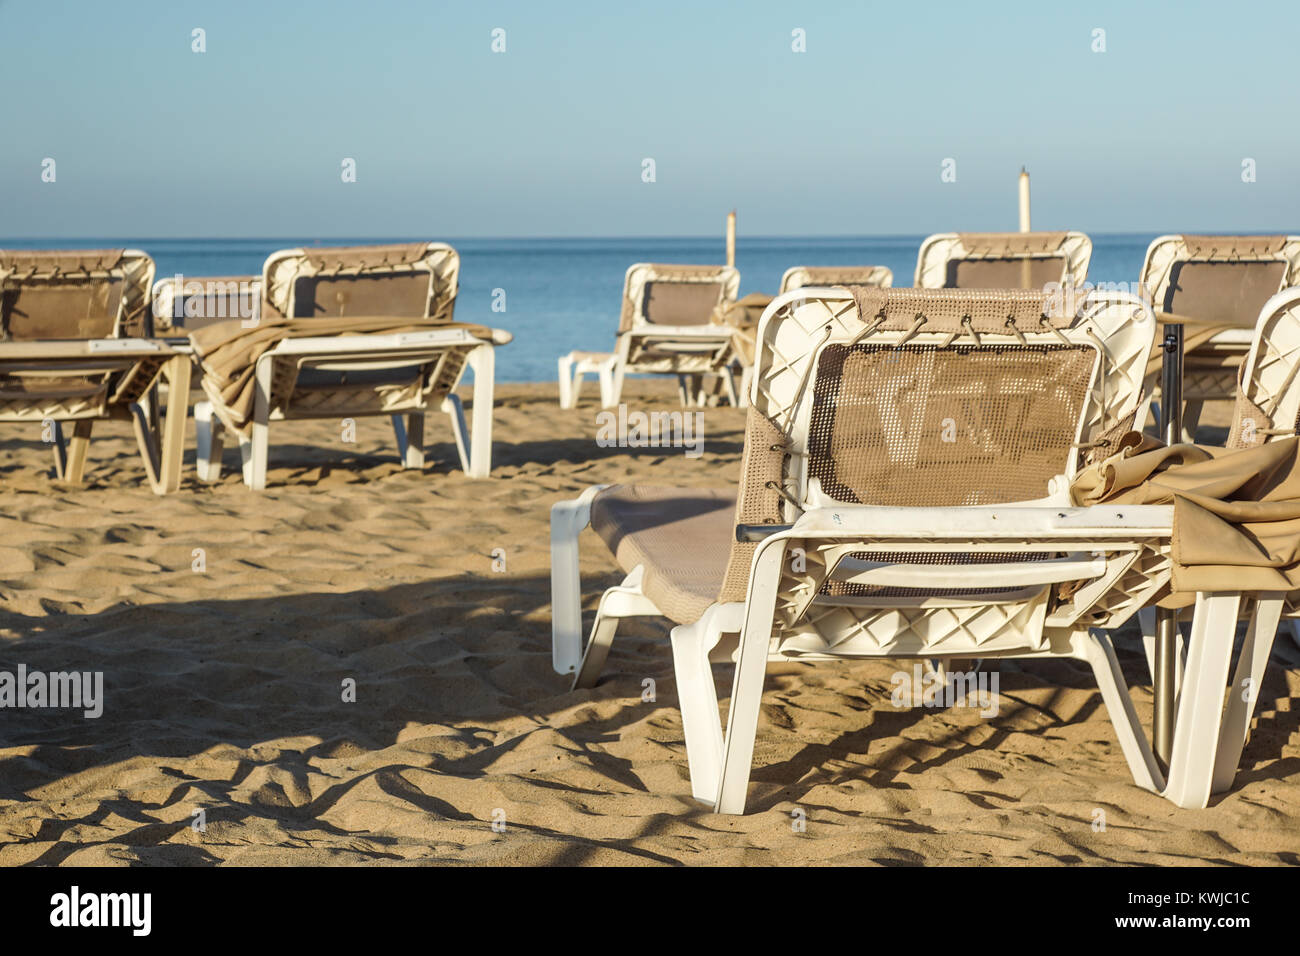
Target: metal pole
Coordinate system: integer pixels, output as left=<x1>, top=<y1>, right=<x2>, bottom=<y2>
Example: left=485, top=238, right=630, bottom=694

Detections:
left=726, top=210, right=736, bottom=269
left=1018, top=169, right=1031, bottom=287
left=1018, top=168, right=1031, bottom=232
left=1153, top=321, right=1184, bottom=769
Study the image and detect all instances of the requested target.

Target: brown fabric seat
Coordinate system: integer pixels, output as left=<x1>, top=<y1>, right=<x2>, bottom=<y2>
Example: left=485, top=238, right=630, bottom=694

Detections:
left=590, top=485, right=736, bottom=624
left=1163, top=260, right=1288, bottom=329
left=642, top=281, right=724, bottom=326
left=944, top=257, right=1069, bottom=288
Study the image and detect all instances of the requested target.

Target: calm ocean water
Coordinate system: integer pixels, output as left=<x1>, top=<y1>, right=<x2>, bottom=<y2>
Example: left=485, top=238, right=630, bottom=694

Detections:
left=0, top=235, right=1157, bottom=382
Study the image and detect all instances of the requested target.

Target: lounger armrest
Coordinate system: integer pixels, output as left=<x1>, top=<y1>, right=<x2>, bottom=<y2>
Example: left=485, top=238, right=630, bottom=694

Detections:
left=784, top=503, right=1175, bottom=540
left=0, top=339, right=174, bottom=360
left=265, top=327, right=491, bottom=356
left=622, top=326, right=737, bottom=339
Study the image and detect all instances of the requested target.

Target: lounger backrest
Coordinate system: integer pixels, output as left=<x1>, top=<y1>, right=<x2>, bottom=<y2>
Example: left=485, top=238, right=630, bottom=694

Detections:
left=1226, top=288, right=1300, bottom=448
left=0, top=249, right=155, bottom=340
left=618, top=263, right=739, bottom=332
left=718, top=286, right=1156, bottom=601
left=779, top=266, right=893, bottom=294
left=1140, top=235, right=1300, bottom=329
left=915, top=232, right=1092, bottom=290
left=260, top=242, right=460, bottom=323
left=152, top=275, right=261, bottom=333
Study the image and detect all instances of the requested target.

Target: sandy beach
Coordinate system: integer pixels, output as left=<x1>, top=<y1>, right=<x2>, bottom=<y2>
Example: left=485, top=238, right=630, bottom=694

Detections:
left=0, top=381, right=1297, bottom=866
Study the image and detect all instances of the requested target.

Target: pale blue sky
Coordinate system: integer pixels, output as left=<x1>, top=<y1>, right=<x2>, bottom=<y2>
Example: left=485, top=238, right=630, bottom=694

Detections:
left=1, top=0, right=1295, bottom=237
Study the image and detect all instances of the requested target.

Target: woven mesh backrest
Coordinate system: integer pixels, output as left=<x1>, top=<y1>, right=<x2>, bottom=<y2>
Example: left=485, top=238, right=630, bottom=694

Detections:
left=782, top=266, right=891, bottom=293
left=262, top=243, right=458, bottom=323
left=291, top=272, right=432, bottom=319
left=807, top=343, right=1096, bottom=506
left=945, top=257, right=1070, bottom=289
left=1163, top=260, right=1287, bottom=327
left=0, top=249, right=144, bottom=340
left=2, top=279, right=123, bottom=340
left=642, top=281, right=723, bottom=325
left=158, top=276, right=259, bottom=332
left=617, top=264, right=733, bottom=332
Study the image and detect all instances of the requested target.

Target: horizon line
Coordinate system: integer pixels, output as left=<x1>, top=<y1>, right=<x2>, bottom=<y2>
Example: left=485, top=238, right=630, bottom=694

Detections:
left=0, top=230, right=1257, bottom=243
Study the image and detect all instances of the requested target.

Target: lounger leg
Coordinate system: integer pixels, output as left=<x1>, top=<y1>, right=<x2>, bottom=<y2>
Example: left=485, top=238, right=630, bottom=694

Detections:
left=597, top=357, right=616, bottom=409
left=1211, top=594, right=1283, bottom=794
left=1163, top=592, right=1241, bottom=809
left=572, top=567, right=660, bottom=689
left=573, top=603, right=621, bottom=690
left=608, top=360, right=626, bottom=409
left=238, top=437, right=253, bottom=485
left=392, top=413, right=425, bottom=469
left=1075, top=630, right=1164, bottom=795
left=671, top=606, right=736, bottom=803
left=64, top=420, right=94, bottom=485
left=128, top=401, right=164, bottom=491
left=1139, top=607, right=1156, bottom=681
left=247, top=358, right=272, bottom=491
left=549, top=486, right=606, bottom=675
left=675, top=375, right=690, bottom=407
left=715, top=542, right=785, bottom=814
left=156, top=354, right=191, bottom=494
left=466, top=343, right=495, bottom=478
left=194, top=401, right=224, bottom=482
left=442, top=395, right=472, bottom=473
left=557, top=353, right=578, bottom=409
left=49, top=421, right=68, bottom=479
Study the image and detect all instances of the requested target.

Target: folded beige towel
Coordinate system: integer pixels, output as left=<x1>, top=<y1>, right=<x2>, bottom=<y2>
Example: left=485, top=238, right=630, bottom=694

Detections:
left=1071, top=435, right=1300, bottom=602
left=189, top=316, right=495, bottom=433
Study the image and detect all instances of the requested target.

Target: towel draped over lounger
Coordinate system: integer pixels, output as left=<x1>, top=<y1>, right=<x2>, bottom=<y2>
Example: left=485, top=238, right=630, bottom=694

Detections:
left=189, top=316, right=496, bottom=434
left=1071, top=434, right=1300, bottom=602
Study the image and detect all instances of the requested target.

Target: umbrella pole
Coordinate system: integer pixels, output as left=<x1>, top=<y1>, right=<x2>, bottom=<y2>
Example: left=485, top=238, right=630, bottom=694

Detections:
left=1154, top=322, right=1184, bottom=770
left=1018, top=168, right=1032, bottom=287
left=726, top=210, right=736, bottom=269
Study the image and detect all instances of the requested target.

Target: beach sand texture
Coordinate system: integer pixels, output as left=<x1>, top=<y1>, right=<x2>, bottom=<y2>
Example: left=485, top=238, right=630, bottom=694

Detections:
left=0, top=382, right=1297, bottom=866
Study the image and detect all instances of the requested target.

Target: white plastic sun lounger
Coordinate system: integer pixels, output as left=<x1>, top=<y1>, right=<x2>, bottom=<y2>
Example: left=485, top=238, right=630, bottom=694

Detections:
left=191, top=242, right=510, bottom=490
left=557, top=263, right=740, bottom=409
left=1137, top=234, right=1300, bottom=439
left=0, top=248, right=192, bottom=494
left=552, top=285, right=1289, bottom=812
left=915, top=231, right=1092, bottom=289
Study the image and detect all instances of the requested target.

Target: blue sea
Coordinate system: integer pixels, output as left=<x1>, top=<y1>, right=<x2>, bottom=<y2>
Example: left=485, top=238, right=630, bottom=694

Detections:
left=0, top=236, right=1158, bottom=382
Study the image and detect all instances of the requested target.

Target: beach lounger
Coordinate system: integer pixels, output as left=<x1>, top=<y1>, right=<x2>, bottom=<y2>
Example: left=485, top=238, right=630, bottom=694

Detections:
left=553, top=285, right=1297, bottom=811
left=1138, top=235, right=1300, bottom=439
left=720, top=267, right=894, bottom=408
left=190, top=242, right=510, bottom=490
left=152, top=274, right=261, bottom=335
left=915, top=231, right=1092, bottom=289
left=557, top=263, right=740, bottom=409
left=0, top=248, right=192, bottom=494
left=1137, top=286, right=1300, bottom=672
